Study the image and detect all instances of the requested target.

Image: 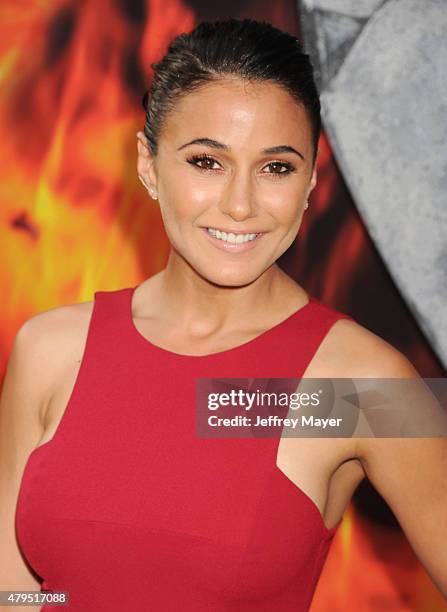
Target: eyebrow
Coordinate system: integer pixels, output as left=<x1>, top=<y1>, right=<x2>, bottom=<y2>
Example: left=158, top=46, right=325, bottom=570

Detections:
left=176, top=138, right=305, bottom=161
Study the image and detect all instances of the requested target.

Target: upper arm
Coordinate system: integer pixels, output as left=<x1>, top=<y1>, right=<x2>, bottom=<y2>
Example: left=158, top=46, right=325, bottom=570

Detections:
left=351, top=337, right=447, bottom=598
left=0, top=313, right=58, bottom=590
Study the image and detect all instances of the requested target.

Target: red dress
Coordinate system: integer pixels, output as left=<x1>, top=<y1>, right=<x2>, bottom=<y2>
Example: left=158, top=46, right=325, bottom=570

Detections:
left=15, top=285, right=354, bottom=610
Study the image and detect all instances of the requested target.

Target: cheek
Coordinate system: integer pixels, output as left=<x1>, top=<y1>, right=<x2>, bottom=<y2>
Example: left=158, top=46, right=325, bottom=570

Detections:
left=161, top=184, right=213, bottom=225
left=268, top=196, right=303, bottom=227
left=157, top=198, right=201, bottom=239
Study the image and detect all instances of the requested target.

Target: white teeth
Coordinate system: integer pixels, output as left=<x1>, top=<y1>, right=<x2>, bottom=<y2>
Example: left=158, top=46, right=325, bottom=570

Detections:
left=206, top=228, right=258, bottom=244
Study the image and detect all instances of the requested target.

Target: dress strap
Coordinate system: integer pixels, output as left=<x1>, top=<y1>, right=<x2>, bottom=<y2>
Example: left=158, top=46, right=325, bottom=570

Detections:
left=92, top=287, right=134, bottom=343
left=251, top=296, right=354, bottom=378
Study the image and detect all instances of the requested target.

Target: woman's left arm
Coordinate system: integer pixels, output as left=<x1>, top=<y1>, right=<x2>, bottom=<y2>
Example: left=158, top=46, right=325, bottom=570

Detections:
left=355, top=348, right=447, bottom=598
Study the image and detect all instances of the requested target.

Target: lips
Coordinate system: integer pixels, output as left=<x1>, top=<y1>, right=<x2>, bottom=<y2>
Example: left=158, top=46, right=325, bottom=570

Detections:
left=201, top=227, right=264, bottom=252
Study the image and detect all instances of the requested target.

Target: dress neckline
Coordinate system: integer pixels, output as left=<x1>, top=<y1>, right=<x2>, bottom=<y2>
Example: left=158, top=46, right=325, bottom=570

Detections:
left=126, top=285, right=315, bottom=359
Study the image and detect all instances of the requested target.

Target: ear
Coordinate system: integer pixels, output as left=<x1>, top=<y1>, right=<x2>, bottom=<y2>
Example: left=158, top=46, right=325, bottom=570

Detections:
left=308, top=161, right=317, bottom=196
left=136, top=131, right=157, bottom=186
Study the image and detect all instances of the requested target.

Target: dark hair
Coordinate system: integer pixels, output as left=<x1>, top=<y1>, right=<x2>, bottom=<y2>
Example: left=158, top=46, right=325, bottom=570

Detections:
left=142, top=18, right=321, bottom=166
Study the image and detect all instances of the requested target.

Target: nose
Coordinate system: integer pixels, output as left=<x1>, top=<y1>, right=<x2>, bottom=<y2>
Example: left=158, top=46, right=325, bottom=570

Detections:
left=217, top=168, right=258, bottom=222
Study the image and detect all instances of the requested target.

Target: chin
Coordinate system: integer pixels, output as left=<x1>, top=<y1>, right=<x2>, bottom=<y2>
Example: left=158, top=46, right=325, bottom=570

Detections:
left=200, top=265, right=263, bottom=288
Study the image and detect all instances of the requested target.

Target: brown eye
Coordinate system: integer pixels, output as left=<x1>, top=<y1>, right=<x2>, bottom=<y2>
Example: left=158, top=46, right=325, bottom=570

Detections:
left=264, top=161, right=295, bottom=175
left=186, top=154, right=221, bottom=172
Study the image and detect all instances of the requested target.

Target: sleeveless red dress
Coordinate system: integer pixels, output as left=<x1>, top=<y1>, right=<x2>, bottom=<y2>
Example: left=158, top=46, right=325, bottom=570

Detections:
left=15, top=285, right=354, bottom=611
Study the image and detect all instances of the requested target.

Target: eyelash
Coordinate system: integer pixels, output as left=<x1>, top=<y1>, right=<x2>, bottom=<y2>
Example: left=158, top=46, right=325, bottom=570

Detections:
left=185, top=154, right=296, bottom=178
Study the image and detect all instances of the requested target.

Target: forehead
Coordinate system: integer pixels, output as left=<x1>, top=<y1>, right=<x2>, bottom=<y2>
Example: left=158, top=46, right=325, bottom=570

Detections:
left=161, top=78, right=312, bottom=152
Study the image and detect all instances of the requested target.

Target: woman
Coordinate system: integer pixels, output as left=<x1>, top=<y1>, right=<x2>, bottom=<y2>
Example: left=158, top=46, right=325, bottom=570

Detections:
left=2, top=17, right=446, bottom=611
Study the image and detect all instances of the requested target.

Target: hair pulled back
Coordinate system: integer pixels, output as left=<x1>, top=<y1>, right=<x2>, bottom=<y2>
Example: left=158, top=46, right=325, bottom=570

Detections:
left=142, top=18, right=321, bottom=165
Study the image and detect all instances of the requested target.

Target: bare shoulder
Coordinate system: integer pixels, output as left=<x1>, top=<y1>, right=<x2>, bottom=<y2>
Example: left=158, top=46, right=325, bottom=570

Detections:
left=16, top=298, right=95, bottom=426
left=304, top=316, right=420, bottom=462
left=24, top=298, right=94, bottom=334
left=308, top=316, right=418, bottom=378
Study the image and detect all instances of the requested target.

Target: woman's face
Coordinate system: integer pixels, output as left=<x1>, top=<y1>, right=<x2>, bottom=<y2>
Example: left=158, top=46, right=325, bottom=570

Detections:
left=137, top=77, right=317, bottom=287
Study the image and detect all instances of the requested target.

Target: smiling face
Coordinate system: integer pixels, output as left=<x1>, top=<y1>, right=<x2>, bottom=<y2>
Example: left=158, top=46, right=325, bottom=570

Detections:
left=137, top=77, right=317, bottom=287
